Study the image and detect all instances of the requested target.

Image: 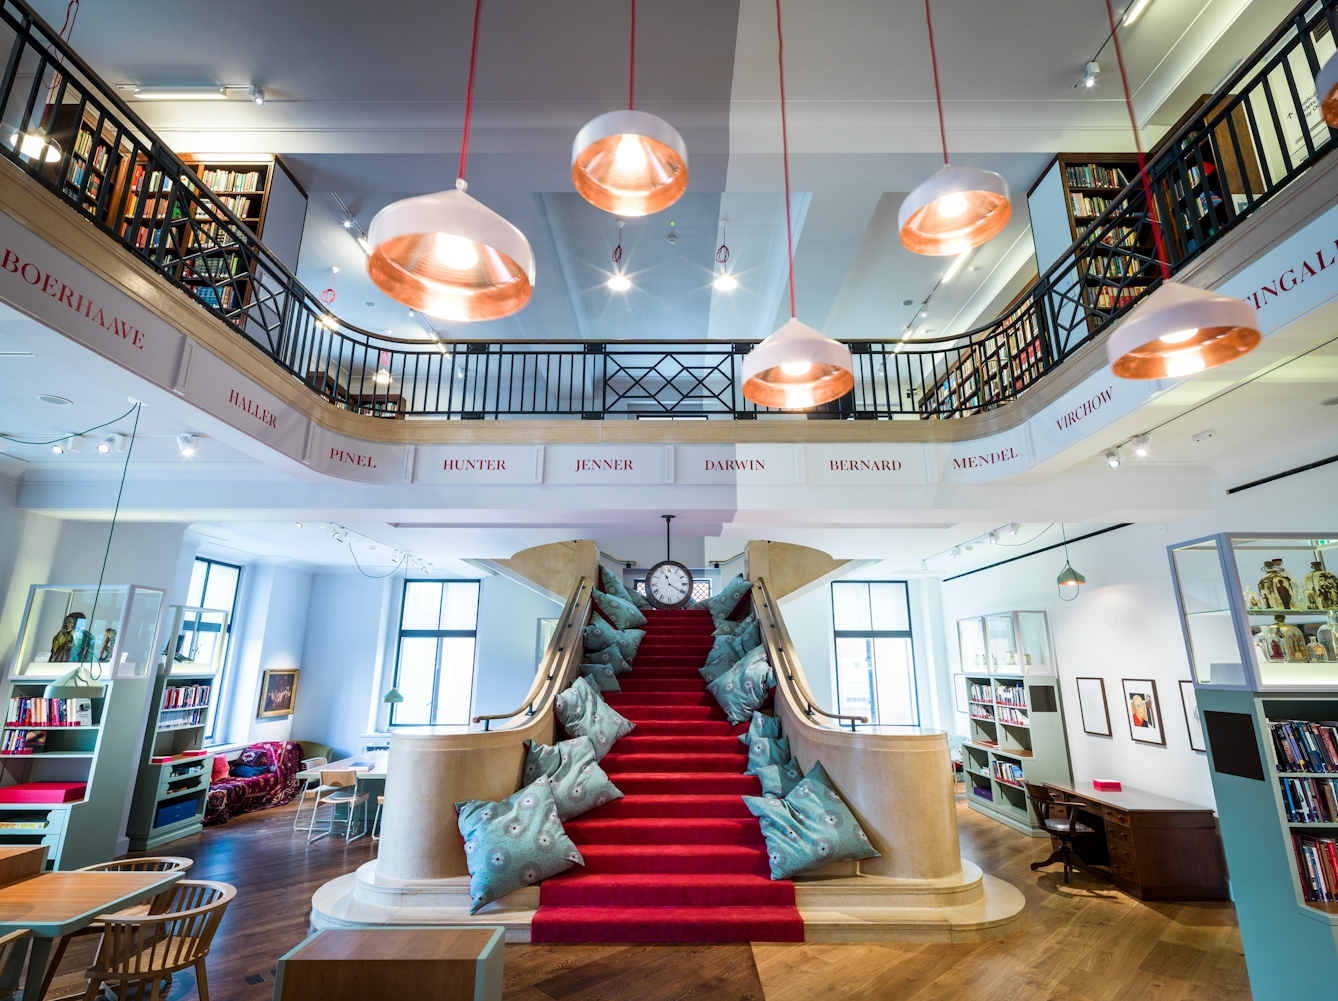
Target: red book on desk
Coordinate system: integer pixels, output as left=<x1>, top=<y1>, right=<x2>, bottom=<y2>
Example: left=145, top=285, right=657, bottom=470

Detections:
left=0, top=781, right=87, bottom=803
left=1093, top=779, right=1122, bottom=792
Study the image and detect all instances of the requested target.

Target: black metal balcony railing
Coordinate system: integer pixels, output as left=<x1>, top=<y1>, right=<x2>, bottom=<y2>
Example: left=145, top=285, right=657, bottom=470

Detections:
left=0, top=0, right=1332, bottom=420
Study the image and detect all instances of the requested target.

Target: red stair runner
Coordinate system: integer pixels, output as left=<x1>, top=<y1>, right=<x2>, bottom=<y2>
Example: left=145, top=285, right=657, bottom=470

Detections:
left=529, top=608, right=804, bottom=943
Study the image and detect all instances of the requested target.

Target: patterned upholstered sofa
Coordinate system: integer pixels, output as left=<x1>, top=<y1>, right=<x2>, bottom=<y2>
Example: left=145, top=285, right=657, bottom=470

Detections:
left=204, top=740, right=303, bottom=825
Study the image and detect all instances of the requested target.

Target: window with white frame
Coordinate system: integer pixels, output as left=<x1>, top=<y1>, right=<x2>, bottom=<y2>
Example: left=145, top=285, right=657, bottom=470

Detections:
left=390, top=580, right=481, bottom=726
left=831, top=580, right=918, bottom=725
left=187, top=558, right=241, bottom=740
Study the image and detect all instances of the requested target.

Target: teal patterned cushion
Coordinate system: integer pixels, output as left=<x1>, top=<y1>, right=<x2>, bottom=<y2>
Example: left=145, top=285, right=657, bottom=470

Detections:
left=456, top=776, right=584, bottom=913
left=702, top=635, right=739, bottom=672
left=579, top=662, right=620, bottom=693
left=610, top=628, right=645, bottom=662
left=601, top=565, right=652, bottom=611
left=701, top=643, right=766, bottom=686
left=583, top=615, right=619, bottom=653
left=705, top=647, right=776, bottom=724
left=754, top=757, right=804, bottom=798
left=522, top=737, right=624, bottom=821
left=743, top=762, right=880, bottom=878
left=745, top=734, right=791, bottom=774
left=704, top=575, right=753, bottom=626
left=594, top=590, right=648, bottom=630
left=584, top=645, right=631, bottom=675
left=739, top=710, right=782, bottom=746
left=713, top=611, right=757, bottom=637
left=555, top=676, right=635, bottom=759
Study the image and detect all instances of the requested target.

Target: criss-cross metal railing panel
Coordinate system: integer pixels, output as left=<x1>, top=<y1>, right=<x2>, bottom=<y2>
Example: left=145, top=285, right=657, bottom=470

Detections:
left=0, top=0, right=1332, bottom=421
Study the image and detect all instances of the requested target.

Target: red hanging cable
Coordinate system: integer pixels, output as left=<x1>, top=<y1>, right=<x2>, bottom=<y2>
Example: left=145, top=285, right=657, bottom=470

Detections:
left=629, top=0, right=637, bottom=110
left=924, top=0, right=949, bottom=166
left=457, top=0, right=484, bottom=184
left=1105, top=0, right=1171, bottom=282
left=776, top=0, right=796, bottom=320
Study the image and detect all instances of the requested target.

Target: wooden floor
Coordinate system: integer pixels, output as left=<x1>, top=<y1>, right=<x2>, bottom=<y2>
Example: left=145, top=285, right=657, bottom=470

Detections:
left=37, top=790, right=1252, bottom=1001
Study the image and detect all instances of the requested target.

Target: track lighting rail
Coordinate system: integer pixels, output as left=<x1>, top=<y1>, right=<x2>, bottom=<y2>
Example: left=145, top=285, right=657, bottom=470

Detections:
left=0, top=0, right=1332, bottom=419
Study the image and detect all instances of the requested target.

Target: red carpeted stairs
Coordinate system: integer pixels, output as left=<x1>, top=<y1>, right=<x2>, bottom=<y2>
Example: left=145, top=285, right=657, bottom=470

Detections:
left=529, top=607, right=804, bottom=943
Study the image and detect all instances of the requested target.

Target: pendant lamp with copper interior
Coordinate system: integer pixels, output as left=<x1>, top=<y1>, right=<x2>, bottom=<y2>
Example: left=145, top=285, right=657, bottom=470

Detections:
left=571, top=0, right=688, bottom=216
left=899, top=0, right=1012, bottom=256
left=1317, top=52, right=1338, bottom=128
left=741, top=0, right=853, bottom=411
left=1098, top=0, right=1260, bottom=380
left=367, top=0, right=534, bottom=321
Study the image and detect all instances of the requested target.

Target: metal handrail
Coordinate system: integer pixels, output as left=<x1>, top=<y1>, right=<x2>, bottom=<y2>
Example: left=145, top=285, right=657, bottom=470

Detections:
left=0, top=0, right=1333, bottom=420
left=471, top=577, right=590, bottom=730
left=755, top=576, right=868, bottom=732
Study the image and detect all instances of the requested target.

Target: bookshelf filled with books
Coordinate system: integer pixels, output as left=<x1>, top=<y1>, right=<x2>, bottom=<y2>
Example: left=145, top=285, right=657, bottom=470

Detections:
left=126, top=606, right=227, bottom=850
left=0, top=584, right=164, bottom=869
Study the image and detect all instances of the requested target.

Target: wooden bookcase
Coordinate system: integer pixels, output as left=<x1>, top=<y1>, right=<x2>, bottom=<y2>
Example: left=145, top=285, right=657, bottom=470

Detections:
left=126, top=607, right=227, bottom=850
left=957, top=611, right=1072, bottom=837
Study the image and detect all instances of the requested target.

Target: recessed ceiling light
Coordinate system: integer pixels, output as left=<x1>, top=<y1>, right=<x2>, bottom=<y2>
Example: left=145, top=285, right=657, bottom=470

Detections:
left=38, top=394, right=72, bottom=406
left=901, top=299, right=914, bottom=307
left=1322, top=396, right=1338, bottom=406
left=364, top=300, right=375, bottom=307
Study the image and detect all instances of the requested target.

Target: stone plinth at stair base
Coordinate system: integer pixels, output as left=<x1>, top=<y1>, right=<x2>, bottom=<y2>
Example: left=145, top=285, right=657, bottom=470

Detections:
left=310, top=859, right=1025, bottom=944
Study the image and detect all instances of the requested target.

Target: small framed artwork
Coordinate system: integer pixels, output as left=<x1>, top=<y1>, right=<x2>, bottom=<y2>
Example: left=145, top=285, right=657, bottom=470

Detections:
left=952, top=673, right=969, bottom=714
left=257, top=668, right=299, bottom=719
left=1075, top=677, right=1112, bottom=737
left=1121, top=678, right=1165, bottom=746
left=1179, top=680, right=1206, bottom=752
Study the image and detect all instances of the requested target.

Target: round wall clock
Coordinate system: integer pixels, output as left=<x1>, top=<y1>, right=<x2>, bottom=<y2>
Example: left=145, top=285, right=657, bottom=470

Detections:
left=645, top=559, right=693, bottom=610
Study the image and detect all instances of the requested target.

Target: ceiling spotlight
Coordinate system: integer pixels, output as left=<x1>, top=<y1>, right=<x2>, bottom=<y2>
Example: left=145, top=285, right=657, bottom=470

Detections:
left=1133, top=434, right=1150, bottom=457
left=919, top=307, right=928, bottom=318
left=295, top=522, right=303, bottom=528
left=249, top=86, right=265, bottom=105
left=1104, top=448, right=1121, bottom=468
left=176, top=434, right=198, bottom=457
left=607, top=273, right=632, bottom=292
left=1122, top=0, right=1153, bottom=26
left=342, top=216, right=354, bottom=230
left=941, top=249, right=971, bottom=284
left=713, top=272, right=738, bottom=292
left=96, top=435, right=123, bottom=454
left=1083, top=61, right=1100, bottom=88
left=1007, top=523, right=1020, bottom=535
left=50, top=442, right=64, bottom=455
left=951, top=546, right=962, bottom=558
left=988, top=530, right=1000, bottom=544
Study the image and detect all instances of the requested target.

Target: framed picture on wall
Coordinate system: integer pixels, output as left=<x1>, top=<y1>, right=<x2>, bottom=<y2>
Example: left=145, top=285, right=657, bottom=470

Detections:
left=1075, top=677, right=1111, bottom=736
left=257, top=668, right=299, bottom=719
left=1179, top=680, right=1206, bottom=752
left=1121, top=678, right=1165, bottom=746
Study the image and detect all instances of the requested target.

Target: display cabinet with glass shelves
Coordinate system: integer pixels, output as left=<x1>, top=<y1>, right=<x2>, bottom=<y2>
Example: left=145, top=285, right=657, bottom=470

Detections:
left=957, top=611, right=1072, bottom=836
left=1, top=584, right=164, bottom=869
left=126, top=606, right=227, bottom=850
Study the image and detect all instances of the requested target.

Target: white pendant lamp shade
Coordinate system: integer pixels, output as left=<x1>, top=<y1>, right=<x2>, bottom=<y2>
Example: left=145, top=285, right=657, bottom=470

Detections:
left=741, top=319, right=854, bottom=410
left=367, top=180, right=535, bottom=322
left=1317, top=52, right=1338, bottom=128
left=1106, top=281, right=1261, bottom=380
left=899, top=164, right=1012, bottom=256
left=572, top=109, right=689, bottom=216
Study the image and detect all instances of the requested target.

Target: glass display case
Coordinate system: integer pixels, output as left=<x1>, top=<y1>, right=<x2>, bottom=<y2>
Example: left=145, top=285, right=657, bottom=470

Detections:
left=1168, top=534, right=1338, bottom=690
left=9, top=584, right=165, bottom=681
left=161, top=606, right=229, bottom=676
left=957, top=611, right=1053, bottom=674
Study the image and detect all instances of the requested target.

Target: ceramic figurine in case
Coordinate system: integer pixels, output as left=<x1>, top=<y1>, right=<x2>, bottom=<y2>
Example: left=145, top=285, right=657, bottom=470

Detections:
left=1256, top=625, right=1286, bottom=663
left=1304, top=561, right=1338, bottom=609
left=1242, top=587, right=1263, bottom=612
left=1318, top=612, right=1338, bottom=662
left=1309, top=639, right=1331, bottom=663
left=1259, top=560, right=1301, bottom=611
left=1259, top=615, right=1308, bottom=663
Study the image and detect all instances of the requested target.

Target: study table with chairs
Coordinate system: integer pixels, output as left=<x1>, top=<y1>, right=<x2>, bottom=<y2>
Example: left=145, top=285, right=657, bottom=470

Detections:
left=0, top=846, right=235, bottom=1001
left=292, top=753, right=388, bottom=844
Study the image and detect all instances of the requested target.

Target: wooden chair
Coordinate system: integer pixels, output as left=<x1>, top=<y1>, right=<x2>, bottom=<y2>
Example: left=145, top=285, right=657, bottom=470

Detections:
left=80, top=880, right=235, bottom=1001
left=38, top=858, right=193, bottom=1001
left=307, top=770, right=368, bottom=843
left=291, top=756, right=331, bottom=832
left=0, top=929, right=32, bottom=1001
left=1024, top=783, right=1109, bottom=884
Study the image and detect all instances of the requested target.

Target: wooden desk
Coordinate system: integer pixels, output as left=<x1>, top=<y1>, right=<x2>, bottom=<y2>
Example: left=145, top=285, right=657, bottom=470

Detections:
left=274, top=927, right=504, bottom=1001
left=0, top=869, right=182, bottom=1001
left=1046, top=781, right=1228, bottom=901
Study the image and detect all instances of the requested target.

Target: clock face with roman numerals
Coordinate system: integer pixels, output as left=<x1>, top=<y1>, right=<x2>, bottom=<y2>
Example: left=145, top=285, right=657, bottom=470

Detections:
left=646, top=560, right=693, bottom=610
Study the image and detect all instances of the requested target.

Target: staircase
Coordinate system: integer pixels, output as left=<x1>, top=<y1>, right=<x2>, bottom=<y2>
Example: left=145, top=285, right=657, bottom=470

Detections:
left=529, top=608, right=805, bottom=943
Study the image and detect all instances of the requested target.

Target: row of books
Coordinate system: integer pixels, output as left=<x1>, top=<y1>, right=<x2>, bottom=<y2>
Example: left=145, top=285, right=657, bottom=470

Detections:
left=159, top=708, right=206, bottom=729
left=970, top=706, right=994, bottom=722
left=1085, top=255, right=1141, bottom=278
left=1066, top=164, right=1128, bottom=189
left=184, top=256, right=241, bottom=281
left=1282, top=776, right=1338, bottom=824
left=995, top=685, right=1027, bottom=707
left=997, top=706, right=1029, bottom=726
left=992, top=761, right=1025, bottom=786
left=1293, top=833, right=1338, bottom=902
left=968, top=683, right=994, bottom=703
left=1069, top=193, right=1114, bottom=218
left=6, top=697, right=93, bottom=727
left=1, top=729, right=47, bottom=754
left=1270, top=720, right=1338, bottom=773
left=198, top=168, right=264, bottom=193
left=163, top=684, right=211, bottom=710
left=1094, top=286, right=1143, bottom=311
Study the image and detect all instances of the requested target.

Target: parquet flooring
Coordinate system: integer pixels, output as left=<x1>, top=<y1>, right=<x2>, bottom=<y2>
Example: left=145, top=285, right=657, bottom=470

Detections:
left=33, top=789, right=1252, bottom=1001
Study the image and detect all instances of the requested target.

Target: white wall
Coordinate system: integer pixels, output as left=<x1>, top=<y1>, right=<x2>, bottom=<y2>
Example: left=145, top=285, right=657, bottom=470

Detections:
left=472, top=573, right=563, bottom=719
left=937, top=460, right=1338, bottom=809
